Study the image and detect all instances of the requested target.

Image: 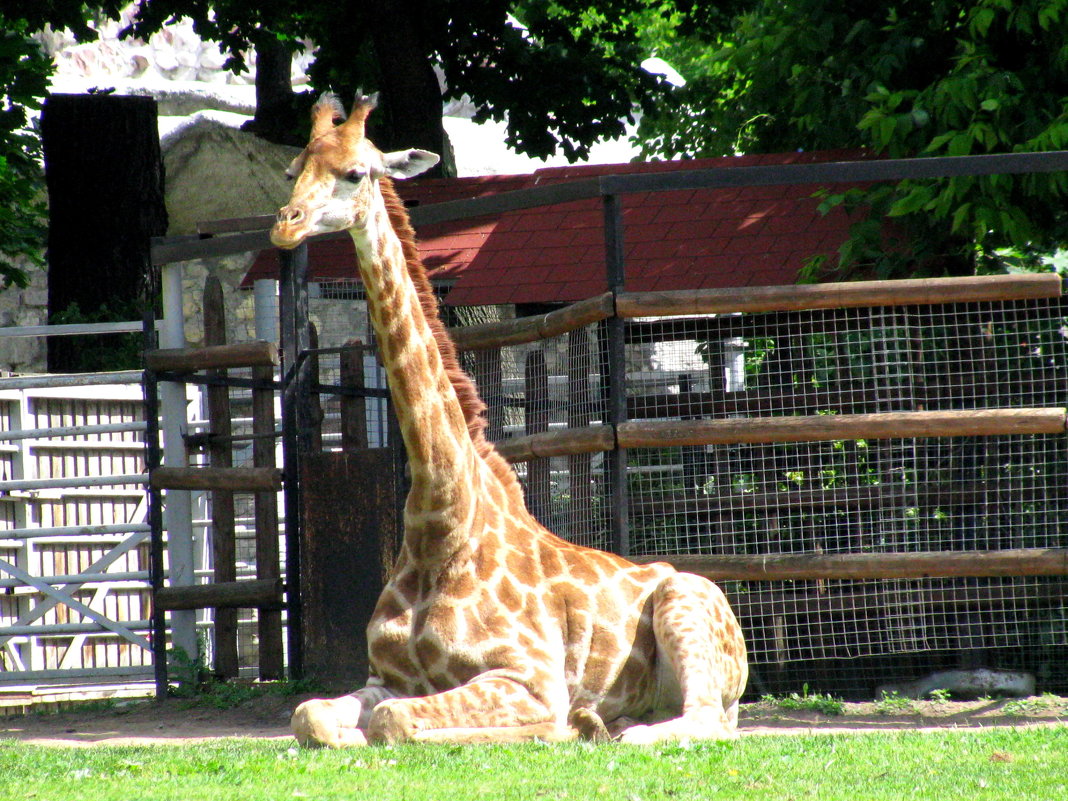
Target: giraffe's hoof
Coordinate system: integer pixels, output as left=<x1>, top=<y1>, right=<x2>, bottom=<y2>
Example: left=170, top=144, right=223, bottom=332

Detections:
left=291, top=698, right=368, bottom=748
left=367, top=700, right=419, bottom=744
left=569, top=708, right=611, bottom=742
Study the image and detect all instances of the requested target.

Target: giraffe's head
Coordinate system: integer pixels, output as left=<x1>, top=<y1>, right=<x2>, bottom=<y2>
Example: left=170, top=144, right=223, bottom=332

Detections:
left=271, top=92, right=439, bottom=249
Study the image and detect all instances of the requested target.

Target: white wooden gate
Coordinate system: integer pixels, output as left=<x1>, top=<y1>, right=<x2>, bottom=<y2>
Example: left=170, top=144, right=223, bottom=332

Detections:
left=0, top=378, right=159, bottom=686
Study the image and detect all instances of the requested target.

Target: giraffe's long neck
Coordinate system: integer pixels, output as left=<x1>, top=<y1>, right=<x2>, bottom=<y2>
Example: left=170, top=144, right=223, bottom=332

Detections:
left=349, top=180, right=492, bottom=559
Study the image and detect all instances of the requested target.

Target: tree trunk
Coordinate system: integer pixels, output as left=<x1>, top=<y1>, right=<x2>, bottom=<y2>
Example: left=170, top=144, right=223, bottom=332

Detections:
left=241, top=36, right=302, bottom=146
left=40, top=94, right=167, bottom=372
left=367, top=0, right=453, bottom=177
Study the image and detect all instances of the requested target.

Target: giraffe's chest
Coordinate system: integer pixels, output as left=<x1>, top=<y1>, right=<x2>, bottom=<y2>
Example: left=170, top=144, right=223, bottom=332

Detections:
left=367, top=565, right=518, bottom=695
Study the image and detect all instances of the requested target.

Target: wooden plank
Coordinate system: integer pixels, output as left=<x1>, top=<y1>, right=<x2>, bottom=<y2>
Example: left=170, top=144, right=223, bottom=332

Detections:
left=156, top=579, right=283, bottom=611
left=637, top=548, right=1068, bottom=581
left=197, top=215, right=273, bottom=235
left=339, top=340, right=369, bottom=451
left=204, top=276, right=238, bottom=679
left=145, top=341, right=279, bottom=372
left=450, top=293, right=614, bottom=351
left=617, top=408, right=1066, bottom=448
left=300, top=451, right=399, bottom=688
left=150, top=466, right=283, bottom=491
left=616, top=274, right=1063, bottom=318
left=252, top=361, right=283, bottom=680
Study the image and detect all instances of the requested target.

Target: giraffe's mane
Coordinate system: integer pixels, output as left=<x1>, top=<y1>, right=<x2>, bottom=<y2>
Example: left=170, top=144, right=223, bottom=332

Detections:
left=378, top=178, right=520, bottom=486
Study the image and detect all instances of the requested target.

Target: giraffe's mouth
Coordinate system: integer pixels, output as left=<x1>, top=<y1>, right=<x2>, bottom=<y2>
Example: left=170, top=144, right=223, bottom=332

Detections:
left=270, top=225, right=306, bottom=250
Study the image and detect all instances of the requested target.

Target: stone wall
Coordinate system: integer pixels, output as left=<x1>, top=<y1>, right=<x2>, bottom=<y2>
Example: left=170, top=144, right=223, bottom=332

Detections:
left=0, top=258, right=49, bottom=373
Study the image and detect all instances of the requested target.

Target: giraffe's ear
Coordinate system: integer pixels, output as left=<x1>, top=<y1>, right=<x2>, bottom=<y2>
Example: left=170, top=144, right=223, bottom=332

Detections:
left=382, top=149, right=439, bottom=179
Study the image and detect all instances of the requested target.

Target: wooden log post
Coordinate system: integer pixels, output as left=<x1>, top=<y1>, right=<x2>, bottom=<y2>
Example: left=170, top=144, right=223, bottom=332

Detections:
left=253, top=360, right=284, bottom=679
left=525, top=349, right=551, bottom=523
left=340, top=339, right=369, bottom=451
left=204, top=277, right=238, bottom=679
left=307, top=324, right=322, bottom=454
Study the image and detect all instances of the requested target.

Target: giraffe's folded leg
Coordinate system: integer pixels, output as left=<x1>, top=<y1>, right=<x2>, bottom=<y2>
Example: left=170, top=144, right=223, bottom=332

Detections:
left=366, top=673, right=558, bottom=745
left=617, top=572, right=748, bottom=745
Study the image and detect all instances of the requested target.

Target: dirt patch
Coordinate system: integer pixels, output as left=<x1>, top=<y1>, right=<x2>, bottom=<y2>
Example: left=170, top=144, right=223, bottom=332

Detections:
left=2, top=694, right=1065, bottom=746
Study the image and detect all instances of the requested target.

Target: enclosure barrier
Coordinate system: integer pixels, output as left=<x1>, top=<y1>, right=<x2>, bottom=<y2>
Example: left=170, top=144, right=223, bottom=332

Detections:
left=143, top=277, right=285, bottom=684
left=447, top=270, right=1068, bottom=692
left=145, top=149, right=1068, bottom=695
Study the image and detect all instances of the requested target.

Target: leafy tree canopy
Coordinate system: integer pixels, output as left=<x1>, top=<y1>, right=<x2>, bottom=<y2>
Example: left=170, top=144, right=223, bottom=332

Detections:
left=51, top=1, right=716, bottom=162
left=3, top=0, right=731, bottom=289
left=638, top=0, right=1068, bottom=277
left=0, top=15, right=50, bottom=288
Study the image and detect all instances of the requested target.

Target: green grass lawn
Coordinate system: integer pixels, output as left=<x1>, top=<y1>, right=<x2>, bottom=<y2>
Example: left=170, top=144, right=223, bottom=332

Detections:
left=2, top=726, right=1065, bottom=801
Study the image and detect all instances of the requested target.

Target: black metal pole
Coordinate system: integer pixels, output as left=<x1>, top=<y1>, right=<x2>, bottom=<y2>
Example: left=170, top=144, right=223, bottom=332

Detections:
left=141, top=309, right=168, bottom=698
left=279, top=242, right=310, bottom=679
left=602, top=191, right=630, bottom=557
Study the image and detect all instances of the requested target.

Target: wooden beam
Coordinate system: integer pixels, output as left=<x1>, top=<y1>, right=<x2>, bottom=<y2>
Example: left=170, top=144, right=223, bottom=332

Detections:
left=450, top=293, right=614, bottom=351
left=150, top=466, right=283, bottom=492
left=145, top=341, right=279, bottom=372
left=615, top=274, right=1063, bottom=318
left=156, top=578, right=283, bottom=611
left=492, top=424, right=615, bottom=463
left=636, top=548, right=1068, bottom=581
left=203, top=276, right=238, bottom=679
left=617, top=408, right=1066, bottom=448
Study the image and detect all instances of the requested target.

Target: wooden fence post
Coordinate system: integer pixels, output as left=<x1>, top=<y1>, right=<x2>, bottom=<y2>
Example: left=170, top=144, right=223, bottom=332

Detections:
left=253, top=360, right=283, bottom=680
left=340, top=339, right=369, bottom=451
left=204, top=277, right=238, bottom=678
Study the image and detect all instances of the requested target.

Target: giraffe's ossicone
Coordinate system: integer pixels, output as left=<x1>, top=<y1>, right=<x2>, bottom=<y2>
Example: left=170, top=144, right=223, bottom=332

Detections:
left=272, top=93, right=748, bottom=746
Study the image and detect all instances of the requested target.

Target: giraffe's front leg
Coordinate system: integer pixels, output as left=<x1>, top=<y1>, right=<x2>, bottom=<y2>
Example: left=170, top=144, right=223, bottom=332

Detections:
left=366, top=671, right=566, bottom=744
left=291, top=685, right=399, bottom=748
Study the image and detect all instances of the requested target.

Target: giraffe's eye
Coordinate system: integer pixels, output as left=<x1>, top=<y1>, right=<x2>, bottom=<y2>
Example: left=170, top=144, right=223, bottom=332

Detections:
left=343, top=169, right=368, bottom=183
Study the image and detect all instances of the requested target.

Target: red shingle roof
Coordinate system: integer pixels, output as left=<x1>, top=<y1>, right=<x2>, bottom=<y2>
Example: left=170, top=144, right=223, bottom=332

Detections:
left=243, top=149, right=873, bottom=306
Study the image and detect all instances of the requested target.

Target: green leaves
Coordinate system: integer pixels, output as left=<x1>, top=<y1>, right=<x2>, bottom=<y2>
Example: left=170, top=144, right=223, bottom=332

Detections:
left=637, top=0, right=1068, bottom=278
left=0, top=22, right=49, bottom=289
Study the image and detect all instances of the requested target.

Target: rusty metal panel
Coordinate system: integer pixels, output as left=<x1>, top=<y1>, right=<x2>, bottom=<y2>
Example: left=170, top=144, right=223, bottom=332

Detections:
left=300, top=449, right=399, bottom=688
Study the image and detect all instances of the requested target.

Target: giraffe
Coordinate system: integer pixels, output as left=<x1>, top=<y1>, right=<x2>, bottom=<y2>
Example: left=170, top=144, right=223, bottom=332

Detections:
left=270, top=93, right=748, bottom=746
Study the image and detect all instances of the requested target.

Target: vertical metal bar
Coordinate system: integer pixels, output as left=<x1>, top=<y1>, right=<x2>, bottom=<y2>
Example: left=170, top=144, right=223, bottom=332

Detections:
left=279, top=242, right=310, bottom=678
left=142, top=309, right=168, bottom=699
left=602, top=191, right=630, bottom=557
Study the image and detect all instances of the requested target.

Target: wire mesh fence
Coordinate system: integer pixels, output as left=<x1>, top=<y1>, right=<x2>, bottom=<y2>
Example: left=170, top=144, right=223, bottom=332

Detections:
left=454, top=287, right=1068, bottom=698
